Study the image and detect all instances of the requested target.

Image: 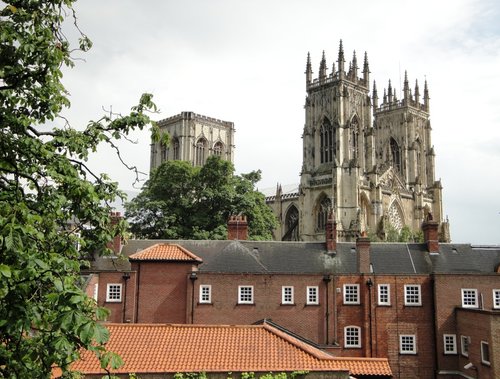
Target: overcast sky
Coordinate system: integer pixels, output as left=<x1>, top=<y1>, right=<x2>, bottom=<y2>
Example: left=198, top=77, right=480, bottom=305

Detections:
left=59, top=0, right=500, bottom=244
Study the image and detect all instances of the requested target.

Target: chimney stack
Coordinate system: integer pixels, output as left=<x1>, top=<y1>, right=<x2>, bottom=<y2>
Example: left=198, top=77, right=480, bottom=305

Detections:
left=326, top=211, right=337, bottom=252
left=227, top=215, right=248, bottom=240
left=108, top=211, right=122, bottom=254
left=356, top=232, right=371, bottom=274
left=422, top=218, right=439, bottom=253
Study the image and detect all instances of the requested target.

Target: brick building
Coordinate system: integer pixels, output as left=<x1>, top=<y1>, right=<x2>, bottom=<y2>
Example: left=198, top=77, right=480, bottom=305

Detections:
left=84, top=218, right=500, bottom=379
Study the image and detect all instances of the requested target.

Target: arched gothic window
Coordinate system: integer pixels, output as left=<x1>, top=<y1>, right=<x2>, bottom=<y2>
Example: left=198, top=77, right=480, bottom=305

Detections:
left=390, top=138, right=401, bottom=173
left=161, top=144, right=168, bottom=162
left=284, top=205, right=299, bottom=241
left=316, top=196, right=332, bottom=232
left=172, top=137, right=180, bottom=160
left=387, top=200, right=404, bottom=232
left=195, top=137, right=207, bottom=166
left=213, top=141, right=224, bottom=157
left=320, top=117, right=335, bottom=164
left=350, top=117, right=359, bottom=160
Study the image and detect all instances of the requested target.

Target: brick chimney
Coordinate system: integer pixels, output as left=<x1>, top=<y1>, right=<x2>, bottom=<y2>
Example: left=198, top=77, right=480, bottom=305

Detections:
left=356, top=232, right=371, bottom=274
left=422, top=220, right=439, bottom=253
left=227, top=215, right=248, bottom=240
left=326, top=211, right=337, bottom=252
left=108, top=211, right=122, bottom=254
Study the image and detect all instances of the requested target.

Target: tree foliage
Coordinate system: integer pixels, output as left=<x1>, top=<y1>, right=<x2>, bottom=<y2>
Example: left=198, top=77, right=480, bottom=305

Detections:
left=125, top=156, right=277, bottom=240
left=0, top=1, right=157, bottom=377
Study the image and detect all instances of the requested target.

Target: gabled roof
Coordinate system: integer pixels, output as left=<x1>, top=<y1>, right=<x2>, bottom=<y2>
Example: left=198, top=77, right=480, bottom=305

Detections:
left=68, top=323, right=392, bottom=376
left=128, top=243, right=202, bottom=263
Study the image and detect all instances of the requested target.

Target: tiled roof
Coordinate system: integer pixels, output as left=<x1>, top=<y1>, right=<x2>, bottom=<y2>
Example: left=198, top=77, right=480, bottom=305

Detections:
left=69, top=323, right=391, bottom=376
left=128, top=243, right=202, bottom=262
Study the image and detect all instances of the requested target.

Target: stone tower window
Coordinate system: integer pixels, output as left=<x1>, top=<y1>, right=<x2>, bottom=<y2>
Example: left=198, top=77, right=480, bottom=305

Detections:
left=161, top=144, right=168, bottom=162
left=213, top=141, right=224, bottom=157
left=284, top=205, right=299, bottom=241
left=320, top=117, right=336, bottom=164
left=390, top=138, right=401, bottom=173
left=195, top=137, right=208, bottom=166
left=350, top=117, right=359, bottom=161
left=316, top=196, right=332, bottom=232
left=172, top=137, right=180, bottom=160
left=388, top=201, right=404, bottom=231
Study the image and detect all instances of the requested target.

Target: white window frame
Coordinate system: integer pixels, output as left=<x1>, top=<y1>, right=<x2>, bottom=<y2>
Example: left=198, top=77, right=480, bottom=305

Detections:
left=282, top=286, right=294, bottom=305
left=404, top=284, right=422, bottom=306
left=306, top=286, right=319, bottom=305
left=238, top=285, right=254, bottom=304
left=378, top=284, right=390, bottom=306
left=93, top=283, right=99, bottom=302
left=443, top=334, right=457, bottom=354
left=481, top=341, right=490, bottom=365
left=199, top=284, right=212, bottom=304
left=493, top=289, right=500, bottom=309
left=460, top=335, right=470, bottom=357
left=343, top=284, right=360, bottom=305
left=461, top=289, right=478, bottom=308
left=399, top=334, right=417, bottom=354
left=106, top=283, right=122, bottom=302
left=344, top=326, right=361, bottom=348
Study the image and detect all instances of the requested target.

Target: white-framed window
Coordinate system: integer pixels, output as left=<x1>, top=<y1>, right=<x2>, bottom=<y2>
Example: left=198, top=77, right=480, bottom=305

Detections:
left=461, top=289, right=478, bottom=308
left=93, top=283, right=99, bottom=302
left=199, top=285, right=211, bottom=304
left=399, top=334, right=417, bottom=354
left=493, top=289, right=500, bottom=309
left=306, top=286, right=319, bottom=305
left=404, top=284, right=422, bottom=306
left=106, top=283, right=122, bottom=302
left=460, top=335, right=470, bottom=357
left=443, top=334, right=457, bottom=354
left=344, top=326, right=361, bottom=348
left=481, top=341, right=490, bottom=365
left=238, top=285, right=254, bottom=304
left=378, top=284, right=390, bottom=306
left=282, top=286, right=294, bottom=304
left=343, top=284, right=360, bottom=304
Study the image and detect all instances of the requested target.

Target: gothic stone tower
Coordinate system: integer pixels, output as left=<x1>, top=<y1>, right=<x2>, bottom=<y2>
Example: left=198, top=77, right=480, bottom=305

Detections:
left=150, top=111, right=235, bottom=171
left=295, top=41, right=449, bottom=242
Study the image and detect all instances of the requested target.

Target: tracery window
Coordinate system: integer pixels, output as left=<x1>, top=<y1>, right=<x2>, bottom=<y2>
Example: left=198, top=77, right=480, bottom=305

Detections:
left=350, top=117, right=359, bottom=160
left=213, top=141, right=224, bottom=157
left=320, top=117, right=335, bottom=163
left=284, top=205, right=299, bottom=241
left=388, top=201, right=404, bottom=232
left=390, top=137, right=401, bottom=173
left=316, top=196, right=331, bottom=232
left=172, top=137, right=180, bottom=160
left=195, top=137, right=207, bottom=166
left=161, top=144, right=168, bottom=162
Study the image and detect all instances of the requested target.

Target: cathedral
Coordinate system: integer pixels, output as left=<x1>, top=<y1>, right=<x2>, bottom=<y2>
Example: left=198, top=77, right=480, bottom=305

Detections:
left=151, top=41, right=450, bottom=243
left=267, top=41, right=450, bottom=242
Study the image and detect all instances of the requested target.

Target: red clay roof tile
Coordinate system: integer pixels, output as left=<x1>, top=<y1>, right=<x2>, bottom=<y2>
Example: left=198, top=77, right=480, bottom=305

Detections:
left=129, top=243, right=202, bottom=262
left=68, top=324, right=392, bottom=376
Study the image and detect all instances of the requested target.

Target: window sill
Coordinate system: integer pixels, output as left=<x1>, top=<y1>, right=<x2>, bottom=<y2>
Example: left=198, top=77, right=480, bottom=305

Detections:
left=305, top=303, right=320, bottom=306
left=236, top=303, right=255, bottom=306
left=280, top=303, right=296, bottom=306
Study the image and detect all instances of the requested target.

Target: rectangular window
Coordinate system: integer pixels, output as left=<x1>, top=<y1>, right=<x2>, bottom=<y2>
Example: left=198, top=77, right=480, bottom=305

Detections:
left=404, top=284, right=422, bottom=306
left=93, top=283, right=99, bottom=302
left=238, top=286, right=253, bottom=304
left=307, top=286, right=319, bottom=305
left=400, top=334, right=417, bottom=354
left=443, top=334, right=457, bottom=354
left=343, top=284, right=360, bottom=304
left=481, top=341, right=490, bottom=365
left=344, top=326, right=361, bottom=348
left=493, top=289, right=500, bottom=309
left=106, top=283, right=122, bottom=302
left=461, top=289, right=478, bottom=308
left=378, top=284, right=390, bottom=305
left=282, top=286, right=294, bottom=304
left=199, top=285, right=211, bottom=304
left=460, top=335, right=470, bottom=357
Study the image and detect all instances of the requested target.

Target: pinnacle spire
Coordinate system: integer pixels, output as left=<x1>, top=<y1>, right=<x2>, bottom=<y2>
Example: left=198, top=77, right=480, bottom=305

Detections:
left=414, top=79, right=420, bottom=103
left=403, top=70, right=410, bottom=101
left=424, top=79, right=430, bottom=111
left=305, top=52, right=312, bottom=85
left=372, top=80, right=378, bottom=108
left=319, top=50, right=327, bottom=81
left=352, top=50, right=358, bottom=79
left=363, top=51, right=370, bottom=88
left=338, top=39, right=345, bottom=77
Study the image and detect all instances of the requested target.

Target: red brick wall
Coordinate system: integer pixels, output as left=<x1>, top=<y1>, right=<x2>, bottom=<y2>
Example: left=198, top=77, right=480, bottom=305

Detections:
left=97, top=271, right=137, bottom=323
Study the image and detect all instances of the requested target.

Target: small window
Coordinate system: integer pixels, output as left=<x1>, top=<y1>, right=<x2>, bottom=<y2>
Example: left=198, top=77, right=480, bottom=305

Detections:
left=400, top=334, right=417, bottom=354
left=238, top=286, right=254, bottom=304
left=307, top=286, right=319, bottom=305
left=460, top=335, right=470, bottom=357
left=461, top=289, right=478, bottom=308
left=481, top=341, right=490, bottom=365
left=200, top=285, right=211, bottom=304
left=404, top=284, right=422, bottom=306
left=443, top=334, right=457, bottom=354
left=378, top=284, right=390, bottom=306
left=282, top=286, right=294, bottom=304
left=93, top=283, right=99, bottom=302
left=106, top=283, right=122, bottom=302
left=493, top=289, right=500, bottom=309
left=344, top=326, right=361, bottom=348
left=343, top=284, right=360, bottom=304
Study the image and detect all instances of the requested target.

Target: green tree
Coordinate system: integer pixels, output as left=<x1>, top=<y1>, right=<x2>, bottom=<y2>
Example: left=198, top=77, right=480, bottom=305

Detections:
left=125, top=156, right=277, bottom=240
left=0, top=1, right=158, bottom=377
